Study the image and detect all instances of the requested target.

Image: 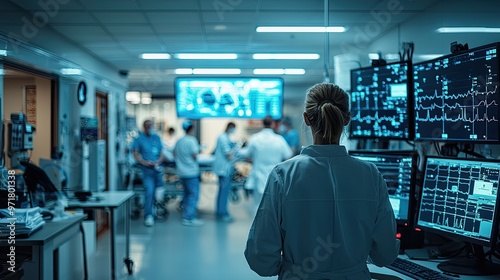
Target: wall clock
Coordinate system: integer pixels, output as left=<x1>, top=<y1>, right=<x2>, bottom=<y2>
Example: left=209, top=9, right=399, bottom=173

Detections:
left=77, top=81, right=87, bottom=105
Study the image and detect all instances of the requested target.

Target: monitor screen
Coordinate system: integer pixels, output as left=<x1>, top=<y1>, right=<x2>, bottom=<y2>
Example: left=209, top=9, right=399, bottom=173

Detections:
left=349, top=150, right=418, bottom=225
left=413, top=43, right=500, bottom=142
left=81, top=116, right=99, bottom=141
left=175, top=77, right=283, bottom=119
left=350, top=61, right=413, bottom=139
left=417, top=156, right=500, bottom=246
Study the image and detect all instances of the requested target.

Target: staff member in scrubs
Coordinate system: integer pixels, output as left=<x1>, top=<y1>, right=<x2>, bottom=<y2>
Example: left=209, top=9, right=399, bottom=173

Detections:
left=245, top=83, right=400, bottom=279
left=133, top=119, right=166, bottom=227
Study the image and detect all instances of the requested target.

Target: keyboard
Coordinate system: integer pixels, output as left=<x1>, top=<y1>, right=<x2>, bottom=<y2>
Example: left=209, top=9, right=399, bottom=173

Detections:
left=385, top=257, right=457, bottom=280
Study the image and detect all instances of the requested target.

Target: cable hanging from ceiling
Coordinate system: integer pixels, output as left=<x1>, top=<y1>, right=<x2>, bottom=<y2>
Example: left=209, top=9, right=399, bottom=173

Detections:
left=323, top=0, right=330, bottom=83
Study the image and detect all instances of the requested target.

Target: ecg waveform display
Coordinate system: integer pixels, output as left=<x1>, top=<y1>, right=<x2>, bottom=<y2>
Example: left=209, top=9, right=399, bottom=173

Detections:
left=417, top=157, right=500, bottom=244
left=350, top=62, right=410, bottom=139
left=350, top=152, right=416, bottom=222
left=414, top=44, right=500, bottom=142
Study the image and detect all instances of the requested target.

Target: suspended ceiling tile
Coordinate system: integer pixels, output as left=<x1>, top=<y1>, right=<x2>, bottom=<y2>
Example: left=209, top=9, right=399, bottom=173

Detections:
left=92, top=12, right=148, bottom=24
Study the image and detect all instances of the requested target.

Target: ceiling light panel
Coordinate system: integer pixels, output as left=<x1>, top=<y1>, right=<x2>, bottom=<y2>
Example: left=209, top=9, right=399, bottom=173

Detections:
left=256, top=26, right=346, bottom=33
left=141, top=53, right=171, bottom=59
left=176, top=53, right=237, bottom=59
left=253, top=53, right=320, bottom=60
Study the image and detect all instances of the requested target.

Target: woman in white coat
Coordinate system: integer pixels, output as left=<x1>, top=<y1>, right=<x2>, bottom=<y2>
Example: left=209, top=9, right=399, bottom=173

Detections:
left=244, top=83, right=400, bottom=279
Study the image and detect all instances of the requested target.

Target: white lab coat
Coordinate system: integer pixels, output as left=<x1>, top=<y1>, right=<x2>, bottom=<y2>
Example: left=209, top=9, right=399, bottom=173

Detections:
left=245, top=145, right=400, bottom=280
left=239, top=128, right=292, bottom=194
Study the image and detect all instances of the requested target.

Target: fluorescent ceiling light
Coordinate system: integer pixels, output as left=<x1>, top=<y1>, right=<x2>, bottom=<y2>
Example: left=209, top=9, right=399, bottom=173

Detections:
left=176, top=53, right=237, bottom=59
left=256, top=26, right=346, bottom=33
left=284, top=68, right=305, bottom=75
left=192, top=68, right=241, bottom=75
left=0, top=50, right=6, bottom=56
left=141, top=92, right=152, bottom=105
left=436, top=27, right=500, bottom=33
left=253, top=69, right=305, bottom=75
left=368, top=53, right=380, bottom=60
left=126, top=91, right=141, bottom=102
left=61, top=68, right=82, bottom=75
left=175, top=68, right=193, bottom=74
left=254, top=69, right=285, bottom=75
left=141, top=53, right=171, bottom=59
left=253, top=53, right=320, bottom=60
left=418, top=54, right=444, bottom=60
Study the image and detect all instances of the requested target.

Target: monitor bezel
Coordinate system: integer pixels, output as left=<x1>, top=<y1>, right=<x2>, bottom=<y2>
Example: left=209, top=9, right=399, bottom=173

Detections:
left=413, top=42, right=500, bottom=143
left=349, top=60, right=414, bottom=141
left=348, top=149, right=419, bottom=226
left=416, top=155, right=500, bottom=247
left=174, top=76, right=284, bottom=120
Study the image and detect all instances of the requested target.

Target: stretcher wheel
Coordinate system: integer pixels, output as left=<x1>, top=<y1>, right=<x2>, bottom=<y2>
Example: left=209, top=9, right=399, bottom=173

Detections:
left=124, top=257, right=134, bottom=274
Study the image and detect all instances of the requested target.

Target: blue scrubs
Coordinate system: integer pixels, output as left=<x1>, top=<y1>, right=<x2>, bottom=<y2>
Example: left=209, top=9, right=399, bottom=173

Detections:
left=132, top=132, right=163, bottom=217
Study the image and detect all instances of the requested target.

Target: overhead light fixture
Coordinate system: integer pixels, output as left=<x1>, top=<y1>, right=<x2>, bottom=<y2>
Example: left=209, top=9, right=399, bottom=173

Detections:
left=175, top=68, right=241, bottom=75
left=126, top=91, right=141, bottom=103
left=368, top=53, right=380, bottom=60
left=253, top=53, right=320, bottom=60
left=214, top=25, right=227, bottom=31
left=253, top=69, right=305, bottom=75
left=141, top=92, right=152, bottom=105
left=176, top=53, right=237, bottom=59
left=141, top=53, right=171, bottom=59
left=61, top=68, right=82, bottom=75
left=175, top=68, right=193, bottom=74
left=418, top=54, right=444, bottom=60
left=192, top=68, right=241, bottom=75
left=284, top=69, right=306, bottom=75
left=0, top=50, right=7, bottom=56
left=436, top=27, right=500, bottom=33
left=256, top=26, right=346, bottom=33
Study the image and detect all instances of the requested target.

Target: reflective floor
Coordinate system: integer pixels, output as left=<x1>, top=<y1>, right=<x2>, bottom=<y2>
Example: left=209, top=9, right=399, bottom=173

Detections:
left=88, top=180, right=273, bottom=280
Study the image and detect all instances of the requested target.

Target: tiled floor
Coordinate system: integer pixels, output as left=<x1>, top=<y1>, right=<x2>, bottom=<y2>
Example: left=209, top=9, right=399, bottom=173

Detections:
left=87, top=180, right=274, bottom=280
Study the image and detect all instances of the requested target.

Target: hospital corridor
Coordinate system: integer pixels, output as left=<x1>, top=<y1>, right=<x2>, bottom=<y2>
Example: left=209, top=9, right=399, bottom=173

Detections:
left=87, top=178, right=269, bottom=280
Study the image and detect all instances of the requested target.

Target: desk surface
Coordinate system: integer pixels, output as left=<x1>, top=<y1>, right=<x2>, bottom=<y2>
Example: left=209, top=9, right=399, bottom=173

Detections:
left=369, top=255, right=500, bottom=280
left=67, top=190, right=134, bottom=209
left=0, top=214, right=85, bottom=246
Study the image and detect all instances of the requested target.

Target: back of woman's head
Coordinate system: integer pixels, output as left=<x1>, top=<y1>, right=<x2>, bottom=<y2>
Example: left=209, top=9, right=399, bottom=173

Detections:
left=304, top=83, right=350, bottom=144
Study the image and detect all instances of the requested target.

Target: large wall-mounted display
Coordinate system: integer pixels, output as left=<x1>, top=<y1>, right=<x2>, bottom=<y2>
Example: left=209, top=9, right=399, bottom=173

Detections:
left=175, top=77, right=283, bottom=119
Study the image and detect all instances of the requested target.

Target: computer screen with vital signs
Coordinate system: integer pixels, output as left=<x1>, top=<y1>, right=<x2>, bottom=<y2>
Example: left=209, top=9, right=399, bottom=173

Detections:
left=417, top=156, right=500, bottom=246
left=349, top=150, right=418, bottom=225
left=417, top=156, right=500, bottom=275
left=350, top=61, right=413, bottom=140
left=413, top=42, right=500, bottom=143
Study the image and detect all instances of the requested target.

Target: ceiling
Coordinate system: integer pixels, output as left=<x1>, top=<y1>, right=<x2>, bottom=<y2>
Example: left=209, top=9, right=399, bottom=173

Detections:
left=3, top=0, right=479, bottom=98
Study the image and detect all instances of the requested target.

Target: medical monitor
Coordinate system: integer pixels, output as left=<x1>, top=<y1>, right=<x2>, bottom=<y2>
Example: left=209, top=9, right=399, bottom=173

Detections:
left=175, top=77, right=283, bottom=119
left=417, top=156, right=500, bottom=275
left=349, top=61, right=413, bottom=140
left=349, top=150, right=419, bottom=225
left=20, top=160, right=61, bottom=208
left=413, top=42, right=500, bottom=142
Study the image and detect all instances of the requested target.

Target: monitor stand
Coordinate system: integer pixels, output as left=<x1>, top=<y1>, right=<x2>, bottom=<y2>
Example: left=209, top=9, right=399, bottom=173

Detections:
left=437, top=243, right=500, bottom=276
